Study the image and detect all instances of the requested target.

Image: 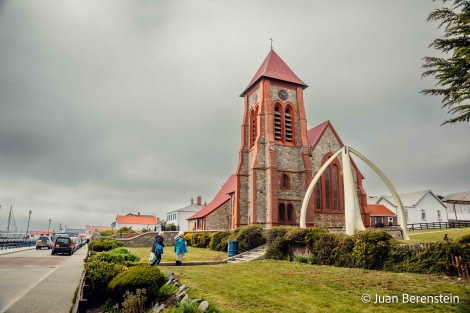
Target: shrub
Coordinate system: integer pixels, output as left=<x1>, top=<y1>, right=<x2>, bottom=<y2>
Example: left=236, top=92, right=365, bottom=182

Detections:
left=88, top=238, right=123, bottom=252
left=121, top=289, right=147, bottom=313
left=352, top=230, right=393, bottom=270
left=93, top=248, right=139, bottom=264
left=230, top=225, right=266, bottom=253
left=266, top=226, right=288, bottom=244
left=209, top=231, right=231, bottom=251
left=183, top=232, right=192, bottom=244
left=330, top=233, right=355, bottom=268
left=265, top=227, right=307, bottom=260
left=295, top=256, right=318, bottom=264
left=306, top=228, right=340, bottom=265
left=383, top=242, right=414, bottom=273
left=85, top=259, right=127, bottom=299
left=107, top=264, right=166, bottom=305
left=265, top=236, right=289, bottom=260
left=100, top=230, right=115, bottom=237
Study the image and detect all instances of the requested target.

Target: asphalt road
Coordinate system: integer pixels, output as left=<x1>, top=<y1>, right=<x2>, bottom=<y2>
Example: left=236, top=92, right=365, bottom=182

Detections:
left=0, top=245, right=87, bottom=313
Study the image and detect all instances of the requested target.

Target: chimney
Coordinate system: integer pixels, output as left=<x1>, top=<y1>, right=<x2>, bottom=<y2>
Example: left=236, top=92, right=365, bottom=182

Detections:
left=191, top=198, right=194, bottom=205
left=197, top=196, right=202, bottom=206
left=204, top=201, right=207, bottom=206
left=138, top=212, right=140, bottom=216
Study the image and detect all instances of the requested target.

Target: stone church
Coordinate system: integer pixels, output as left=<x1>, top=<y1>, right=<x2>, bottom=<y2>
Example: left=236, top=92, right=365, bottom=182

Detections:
left=188, top=49, right=375, bottom=231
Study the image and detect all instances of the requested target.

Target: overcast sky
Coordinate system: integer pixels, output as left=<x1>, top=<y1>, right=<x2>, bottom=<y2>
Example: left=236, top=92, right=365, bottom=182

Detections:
left=0, top=0, right=468, bottom=232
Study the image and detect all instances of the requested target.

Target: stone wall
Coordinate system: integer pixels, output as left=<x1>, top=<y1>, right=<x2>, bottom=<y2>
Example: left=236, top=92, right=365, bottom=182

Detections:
left=115, top=231, right=180, bottom=247
left=206, top=201, right=231, bottom=230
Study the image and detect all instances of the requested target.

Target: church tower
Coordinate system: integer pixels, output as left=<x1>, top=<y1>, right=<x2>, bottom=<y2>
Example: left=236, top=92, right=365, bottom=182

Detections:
left=233, top=49, right=313, bottom=228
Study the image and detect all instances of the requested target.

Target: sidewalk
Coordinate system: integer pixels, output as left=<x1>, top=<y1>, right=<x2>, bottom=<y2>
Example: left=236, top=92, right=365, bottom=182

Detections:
left=4, top=246, right=87, bottom=313
left=0, top=246, right=35, bottom=255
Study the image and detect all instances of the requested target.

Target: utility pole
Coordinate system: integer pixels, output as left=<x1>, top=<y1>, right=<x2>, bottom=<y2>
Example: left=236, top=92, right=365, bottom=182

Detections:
left=25, top=210, right=32, bottom=238
left=48, top=219, right=51, bottom=234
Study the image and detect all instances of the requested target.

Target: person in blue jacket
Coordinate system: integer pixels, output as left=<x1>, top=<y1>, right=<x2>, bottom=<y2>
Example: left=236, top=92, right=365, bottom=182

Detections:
left=174, top=231, right=188, bottom=266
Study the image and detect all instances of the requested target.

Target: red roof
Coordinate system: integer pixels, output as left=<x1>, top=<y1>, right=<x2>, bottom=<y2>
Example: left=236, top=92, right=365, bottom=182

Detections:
left=116, top=215, right=157, bottom=225
left=188, top=174, right=236, bottom=220
left=364, top=204, right=396, bottom=216
left=241, top=49, right=307, bottom=96
left=307, top=120, right=344, bottom=149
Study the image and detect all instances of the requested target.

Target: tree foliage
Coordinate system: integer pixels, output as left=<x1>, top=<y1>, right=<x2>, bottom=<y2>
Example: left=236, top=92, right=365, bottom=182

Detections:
left=421, top=0, right=470, bottom=124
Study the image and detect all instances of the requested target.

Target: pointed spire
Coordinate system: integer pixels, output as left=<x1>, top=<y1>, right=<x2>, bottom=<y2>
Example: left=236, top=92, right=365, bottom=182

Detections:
left=240, top=49, right=307, bottom=96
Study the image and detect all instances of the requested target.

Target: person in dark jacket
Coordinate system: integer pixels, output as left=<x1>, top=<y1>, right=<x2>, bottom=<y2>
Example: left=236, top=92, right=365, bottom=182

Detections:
left=151, top=232, right=165, bottom=266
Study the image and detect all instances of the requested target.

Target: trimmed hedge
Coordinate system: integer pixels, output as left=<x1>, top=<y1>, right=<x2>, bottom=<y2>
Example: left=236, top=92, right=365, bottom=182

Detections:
left=88, top=238, right=123, bottom=252
left=85, top=259, right=127, bottom=299
left=229, top=225, right=266, bottom=253
left=107, top=264, right=166, bottom=305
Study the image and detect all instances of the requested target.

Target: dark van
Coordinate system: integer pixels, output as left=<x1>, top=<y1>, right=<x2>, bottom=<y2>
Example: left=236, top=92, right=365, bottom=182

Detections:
left=51, top=236, right=74, bottom=256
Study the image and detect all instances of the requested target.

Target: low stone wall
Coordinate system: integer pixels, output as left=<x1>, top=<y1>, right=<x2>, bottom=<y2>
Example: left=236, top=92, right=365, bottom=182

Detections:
left=114, top=231, right=180, bottom=247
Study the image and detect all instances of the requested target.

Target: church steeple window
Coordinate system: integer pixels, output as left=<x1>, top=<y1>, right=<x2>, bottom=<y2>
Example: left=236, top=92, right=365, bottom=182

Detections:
left=285, top=107, right=292, bottom=142
left=274, top=106, right=282, bottom=140
left=250, top=107, right=258, bottom=148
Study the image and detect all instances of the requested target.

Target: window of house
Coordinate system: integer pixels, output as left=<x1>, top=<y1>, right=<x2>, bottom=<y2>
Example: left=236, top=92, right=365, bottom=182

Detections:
left=197, top=219, right=203, bottom=230
left=437, top=210, right=441, bottom=221
left=421, top=210, right=426, bottom=221
left=405, top=209, right=409, bottom=220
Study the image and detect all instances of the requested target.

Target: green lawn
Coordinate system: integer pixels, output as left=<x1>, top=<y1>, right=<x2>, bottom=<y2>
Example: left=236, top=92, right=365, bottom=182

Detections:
left=127, top=245, right=470, bottom=313
left=164, top=260, right=469, bottom=313
left=406, top=227, right=470, bottom=243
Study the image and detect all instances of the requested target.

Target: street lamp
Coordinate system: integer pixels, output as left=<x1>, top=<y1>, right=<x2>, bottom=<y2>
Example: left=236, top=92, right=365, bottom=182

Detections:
left=48, top=219, right=51, bottom=234
left=26, top=210, right=32, bottom=239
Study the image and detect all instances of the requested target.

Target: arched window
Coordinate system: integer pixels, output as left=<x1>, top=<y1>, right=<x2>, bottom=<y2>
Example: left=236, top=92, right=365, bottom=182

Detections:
left=285, top=107, right=292, bottom=142
left=315, top=179, right=322, bottom=210
left=281, top=173, right=290, bottom=190
left=279, top=203, right=285, bottom=222
left=274, top=106, right=282, bottom=141
left=287, top=204, right=293, bottom=222
left=332, top=164, right=339, bottom=211
left=325, top=167, right=331, bottom=210
left=316, top=154, right=343, bottom=212
left=250, top=108, right=257, bottom=148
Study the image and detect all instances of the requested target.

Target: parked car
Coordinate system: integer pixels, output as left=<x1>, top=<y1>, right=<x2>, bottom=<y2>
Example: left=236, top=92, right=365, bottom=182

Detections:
left=70, top=236, right=79, bottom=252
left=36, top=235, right=52, bottom=250
left=51, top=236, right=73, bottom=256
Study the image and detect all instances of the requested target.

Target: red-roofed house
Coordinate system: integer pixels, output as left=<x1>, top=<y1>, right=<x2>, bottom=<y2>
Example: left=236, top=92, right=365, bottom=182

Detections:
left=190, top=49, right=371, bottom=231
left=363, top=204, right=397, bottom=228
left=187, top=175, right=236, bottom=231
left=114, top=212, right=157, bottom=231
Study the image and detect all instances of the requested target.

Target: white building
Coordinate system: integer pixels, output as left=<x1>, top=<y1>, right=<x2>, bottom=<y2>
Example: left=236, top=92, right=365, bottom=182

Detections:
left=444, top=191, right=470, bottom=222
left=167, top=196, right=205, bottom=232
left=374, top=190, right=448, bottom=226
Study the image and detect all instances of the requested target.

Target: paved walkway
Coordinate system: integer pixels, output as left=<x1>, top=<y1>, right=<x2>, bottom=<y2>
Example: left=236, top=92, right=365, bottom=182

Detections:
left=2, top=246, right=87, bottom=313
